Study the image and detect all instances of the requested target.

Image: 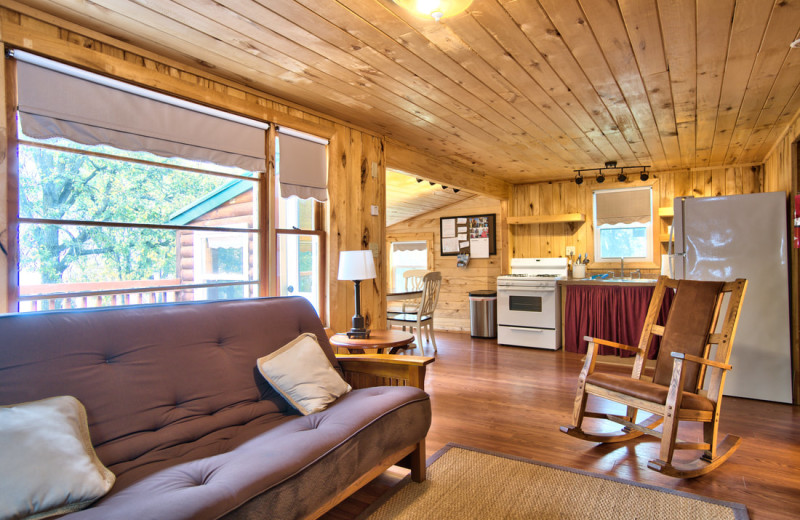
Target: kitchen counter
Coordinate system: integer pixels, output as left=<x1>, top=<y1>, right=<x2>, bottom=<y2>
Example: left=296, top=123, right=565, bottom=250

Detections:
left=558, top=276, right=658, bottom=286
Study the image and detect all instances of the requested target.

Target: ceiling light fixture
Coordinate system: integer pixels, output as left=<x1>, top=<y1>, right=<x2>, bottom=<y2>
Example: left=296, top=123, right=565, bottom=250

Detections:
left=394, top=0, right=473, bottom=22
left=442, top=186, right=448, bottom=190
left=416, top=178, right=423, bottom=183
left=429, top=181, right=436, bottom=186
left=574, top=161, right=651, bottom=186
left=453, top=189, right=460, bottom=193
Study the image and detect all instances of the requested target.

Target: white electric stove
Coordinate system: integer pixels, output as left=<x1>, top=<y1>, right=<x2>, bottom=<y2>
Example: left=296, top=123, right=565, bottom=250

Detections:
left=497, top=258, right=568, bottom=349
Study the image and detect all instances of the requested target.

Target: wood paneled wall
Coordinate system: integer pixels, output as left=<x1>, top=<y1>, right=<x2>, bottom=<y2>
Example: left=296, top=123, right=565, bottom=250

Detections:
left=510, top=165, right=765, bottom=276
left=0, top=7, right=386, bottom=331
left=387, top=196, right=504, bottom=332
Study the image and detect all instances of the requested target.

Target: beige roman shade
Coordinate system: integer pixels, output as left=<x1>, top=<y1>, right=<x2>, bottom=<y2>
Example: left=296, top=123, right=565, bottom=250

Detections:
left=278, top=129, right=328, bottom=201
left=16, top=54, right=267, bottom=172
left=595, top=188, right=652, bottom=225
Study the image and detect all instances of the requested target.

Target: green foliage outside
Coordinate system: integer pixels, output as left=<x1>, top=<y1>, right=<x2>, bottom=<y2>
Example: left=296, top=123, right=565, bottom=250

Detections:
left=19, top=144, right=226, bottom=284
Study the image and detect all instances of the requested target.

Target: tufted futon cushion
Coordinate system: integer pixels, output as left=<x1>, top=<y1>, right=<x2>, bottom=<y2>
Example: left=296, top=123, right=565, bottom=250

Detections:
left=0, top=297, right=432, bottom=519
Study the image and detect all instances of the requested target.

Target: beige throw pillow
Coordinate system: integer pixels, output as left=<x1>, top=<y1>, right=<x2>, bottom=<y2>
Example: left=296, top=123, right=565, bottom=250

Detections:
left=0, top=395, right=115, bottom=519
left=257, top=333, right=352, bottom=415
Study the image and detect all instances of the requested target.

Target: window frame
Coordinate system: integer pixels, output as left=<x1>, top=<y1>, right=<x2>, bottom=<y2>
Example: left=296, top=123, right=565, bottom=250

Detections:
left=6, top=57, right=268, bottom=312
left=386, top=232, right=435, bottom=293
left=592, top=185, right=656, bottom=266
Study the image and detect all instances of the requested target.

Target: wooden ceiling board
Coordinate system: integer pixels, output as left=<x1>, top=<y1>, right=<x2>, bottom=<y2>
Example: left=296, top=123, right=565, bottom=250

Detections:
left=8, top=0, right=800, bottom=184
left=385, top=169, right=475, bottom=226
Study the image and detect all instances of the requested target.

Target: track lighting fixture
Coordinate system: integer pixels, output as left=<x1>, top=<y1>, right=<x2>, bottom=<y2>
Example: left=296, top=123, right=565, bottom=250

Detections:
left=416, top=178, right=423, bottom=183
left=442, top=186, right=448, bottom=190
left=573, top=162, right=650, bottom=186
left=429, top=181, right=436, bottom=186
left=453, top=189, right=460, bottom=193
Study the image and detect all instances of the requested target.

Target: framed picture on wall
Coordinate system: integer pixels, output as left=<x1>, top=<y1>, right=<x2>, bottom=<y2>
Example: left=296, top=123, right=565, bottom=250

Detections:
left=440, top=213, right=496, bottom=258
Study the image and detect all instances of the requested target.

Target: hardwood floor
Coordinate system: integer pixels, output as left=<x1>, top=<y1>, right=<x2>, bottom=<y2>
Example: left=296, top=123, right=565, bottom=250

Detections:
left=325, top=331, right=800, bottom=520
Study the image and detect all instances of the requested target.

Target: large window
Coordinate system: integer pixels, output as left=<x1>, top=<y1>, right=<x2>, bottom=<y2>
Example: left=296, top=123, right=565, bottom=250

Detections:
left=593, top=187, right=653, bottom=263
left=11, top=52, right=266, bottom=312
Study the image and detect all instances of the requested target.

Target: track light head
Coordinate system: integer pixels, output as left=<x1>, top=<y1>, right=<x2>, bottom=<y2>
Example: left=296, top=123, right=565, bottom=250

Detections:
left=574, top=172, right=584, bottom=185
left=453, top=189, right=460, bottom=193
left=617, top=172, right=627, bottom=182
left=442, top=186, right=448, bottom=190
left=640, top=171, right=649, bottom=181
left=416, top=178, right=423, bottom=183
left=429, top=181, right=436, bottom=186
left=596, top=172, right=605, bottom=183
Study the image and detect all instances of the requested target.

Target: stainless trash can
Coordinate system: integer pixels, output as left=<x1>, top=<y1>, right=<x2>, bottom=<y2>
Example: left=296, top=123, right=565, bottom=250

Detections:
left=469, top=290, right=497, bottom=338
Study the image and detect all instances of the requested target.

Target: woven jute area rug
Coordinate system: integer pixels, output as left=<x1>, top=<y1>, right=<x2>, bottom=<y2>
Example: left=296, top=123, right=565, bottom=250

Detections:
left=360, top=444, right=749, bottom=520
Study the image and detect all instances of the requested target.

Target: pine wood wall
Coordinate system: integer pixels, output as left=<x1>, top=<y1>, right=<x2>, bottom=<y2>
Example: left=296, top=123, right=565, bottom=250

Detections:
left=387, top=196, right=504, bottom=332
left=0, top=6, right=386, bottom=331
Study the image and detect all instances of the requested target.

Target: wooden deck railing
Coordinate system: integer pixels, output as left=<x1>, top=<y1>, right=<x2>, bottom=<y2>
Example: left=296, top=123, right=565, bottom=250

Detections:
left=19, top=279, right=184, bottom=311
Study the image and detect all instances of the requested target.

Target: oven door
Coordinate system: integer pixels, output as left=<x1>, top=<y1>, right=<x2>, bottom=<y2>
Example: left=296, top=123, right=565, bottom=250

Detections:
left=497, top=284, right=560, bottom=349
left=497, top=285, right=556, bottom=329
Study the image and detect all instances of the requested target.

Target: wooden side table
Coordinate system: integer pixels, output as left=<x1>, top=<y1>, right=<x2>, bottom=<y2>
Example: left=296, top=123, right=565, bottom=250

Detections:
left=329, top=330, right=414, bottom=354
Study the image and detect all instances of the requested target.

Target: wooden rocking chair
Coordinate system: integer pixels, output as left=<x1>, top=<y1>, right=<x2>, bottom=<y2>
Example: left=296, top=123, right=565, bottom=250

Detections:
left=560, top=276, right=747, bottom=478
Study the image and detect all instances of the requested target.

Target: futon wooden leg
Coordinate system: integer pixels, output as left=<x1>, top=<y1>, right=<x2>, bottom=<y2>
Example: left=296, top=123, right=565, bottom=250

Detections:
left=410, top=440, right=426, bottom=482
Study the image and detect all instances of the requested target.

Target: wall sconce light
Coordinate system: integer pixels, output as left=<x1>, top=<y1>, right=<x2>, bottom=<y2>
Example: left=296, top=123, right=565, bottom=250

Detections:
left=394, top=0, right=473, bottom=22
left=574, top=172, right=584, bottom=185
left=337, top=250, right=377, bottom=339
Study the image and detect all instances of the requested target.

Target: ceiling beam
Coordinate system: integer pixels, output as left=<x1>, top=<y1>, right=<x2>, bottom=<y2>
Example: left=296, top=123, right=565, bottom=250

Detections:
left=385, top=139, right=511, bottom=201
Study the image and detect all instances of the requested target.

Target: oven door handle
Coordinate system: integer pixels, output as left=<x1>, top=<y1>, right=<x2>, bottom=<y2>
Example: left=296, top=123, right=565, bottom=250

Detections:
left=498, top=287, right=556, bottom=293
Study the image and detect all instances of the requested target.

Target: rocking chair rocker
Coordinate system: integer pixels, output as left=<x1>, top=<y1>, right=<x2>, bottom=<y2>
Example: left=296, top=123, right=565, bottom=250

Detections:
left=560, top=276, right=747, bottom=478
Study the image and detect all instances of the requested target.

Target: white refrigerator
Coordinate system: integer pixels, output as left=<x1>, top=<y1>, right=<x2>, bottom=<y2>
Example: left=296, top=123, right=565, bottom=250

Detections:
left=669, top=192, right=792, bottom=403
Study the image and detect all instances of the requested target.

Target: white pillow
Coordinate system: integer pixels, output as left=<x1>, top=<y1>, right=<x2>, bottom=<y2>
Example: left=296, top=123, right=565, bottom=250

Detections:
left=257, top=333, right=352, bottom=415
left=0, top=395, right=115, bottom=519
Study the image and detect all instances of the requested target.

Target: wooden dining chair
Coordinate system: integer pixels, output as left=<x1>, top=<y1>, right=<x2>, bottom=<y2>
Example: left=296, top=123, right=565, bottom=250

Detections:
left=560, top=276, right=748, bottom=478
left=388, top=271, right=442, bottom=352
left=387, top=269, right=428, bottom=314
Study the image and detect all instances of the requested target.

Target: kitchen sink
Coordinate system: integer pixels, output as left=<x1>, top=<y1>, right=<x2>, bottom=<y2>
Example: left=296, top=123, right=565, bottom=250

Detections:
left=597, top=277, right=654, bottom=283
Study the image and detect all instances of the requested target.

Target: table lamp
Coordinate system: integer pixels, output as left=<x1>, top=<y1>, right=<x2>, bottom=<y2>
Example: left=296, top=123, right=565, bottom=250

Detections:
left=338, top=250, right=377, bottom=339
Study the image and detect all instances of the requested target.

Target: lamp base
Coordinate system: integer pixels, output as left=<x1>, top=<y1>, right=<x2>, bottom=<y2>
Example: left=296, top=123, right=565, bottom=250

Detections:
left=346, top=329, right=371, bottom=339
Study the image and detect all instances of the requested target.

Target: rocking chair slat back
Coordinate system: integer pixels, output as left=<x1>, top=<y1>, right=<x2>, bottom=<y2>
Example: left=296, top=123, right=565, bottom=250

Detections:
left=652, top=280, right=725, bottom=391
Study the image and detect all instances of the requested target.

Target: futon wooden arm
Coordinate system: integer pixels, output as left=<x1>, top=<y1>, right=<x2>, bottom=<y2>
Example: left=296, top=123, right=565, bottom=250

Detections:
left=670, top=352, right=732, bottom=371
left=336, top=354, right=435, bottom=391
left=584, top=336, right=643, bottom=354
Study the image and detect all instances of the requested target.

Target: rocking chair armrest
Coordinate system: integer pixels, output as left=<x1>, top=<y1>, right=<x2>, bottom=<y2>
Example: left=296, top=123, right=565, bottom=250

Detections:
left=584, top=336, right=642, bottom=354
left=670, top=352, right=732, bottom=371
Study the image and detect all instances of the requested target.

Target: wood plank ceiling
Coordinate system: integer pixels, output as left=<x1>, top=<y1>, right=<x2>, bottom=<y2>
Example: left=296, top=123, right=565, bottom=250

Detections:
left=385, top=169, right=474, bottom=226
left=16, top=0, right=800, bottom=184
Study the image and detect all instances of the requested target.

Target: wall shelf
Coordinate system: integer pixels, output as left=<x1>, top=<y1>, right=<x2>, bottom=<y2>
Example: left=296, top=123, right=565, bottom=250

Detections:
left=658, top=207, right=674, bottom=218
left=507, top=213, right=585, bottom=225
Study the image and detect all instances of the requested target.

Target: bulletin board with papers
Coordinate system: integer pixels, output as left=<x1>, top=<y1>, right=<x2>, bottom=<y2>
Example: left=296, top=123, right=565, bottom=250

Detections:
left=439, top=214, right=496, bottom=258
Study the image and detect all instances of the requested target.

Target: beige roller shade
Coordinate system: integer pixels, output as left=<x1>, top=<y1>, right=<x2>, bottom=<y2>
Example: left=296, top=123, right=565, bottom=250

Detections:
left=278, top=130, right=328, bottom=201
left=595, top=188, right=651, bottom=225
left=16, top=57, right=267, bottom=171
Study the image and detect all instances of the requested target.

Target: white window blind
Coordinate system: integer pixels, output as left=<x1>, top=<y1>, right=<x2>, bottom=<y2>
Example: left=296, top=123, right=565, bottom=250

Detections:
left=278, top=128, right=328, bottom=202
left=15, top=54, right=267, bottom=171
left=595, top=188, right=651, bottom=225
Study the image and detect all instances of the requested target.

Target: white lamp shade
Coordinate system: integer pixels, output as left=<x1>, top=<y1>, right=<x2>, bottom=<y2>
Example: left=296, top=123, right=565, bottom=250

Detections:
left=338, top=250, right=377, bottom=281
